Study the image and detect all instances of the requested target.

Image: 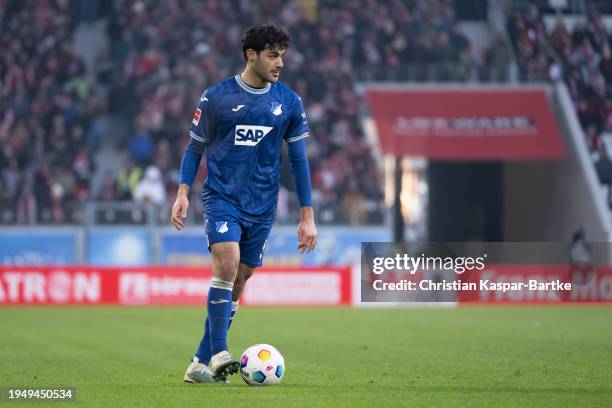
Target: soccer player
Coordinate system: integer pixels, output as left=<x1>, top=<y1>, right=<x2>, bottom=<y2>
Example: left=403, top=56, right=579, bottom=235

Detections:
left=171, top=25, right=317, bottom=383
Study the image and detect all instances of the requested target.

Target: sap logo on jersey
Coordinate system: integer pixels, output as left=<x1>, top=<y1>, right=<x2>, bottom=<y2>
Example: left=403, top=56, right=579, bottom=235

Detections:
left=235, top=125, right=273, bottom=146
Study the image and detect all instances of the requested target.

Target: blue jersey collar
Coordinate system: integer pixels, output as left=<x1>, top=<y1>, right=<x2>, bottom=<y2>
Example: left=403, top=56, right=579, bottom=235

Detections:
left=235, top=74, right=271, bottom=94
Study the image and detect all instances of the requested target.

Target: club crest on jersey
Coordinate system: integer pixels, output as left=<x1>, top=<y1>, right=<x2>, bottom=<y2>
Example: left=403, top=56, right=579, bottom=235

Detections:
left=235, top=125, right=273, bottom=146
left=271, top=102, right=282, bottom=116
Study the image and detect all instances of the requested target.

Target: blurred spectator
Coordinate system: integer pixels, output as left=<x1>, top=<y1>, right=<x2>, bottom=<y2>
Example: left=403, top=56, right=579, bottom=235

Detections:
left=97, top=170, right=117, bottom=201
left=116, top=161, right=142, bottom=201
left=341, top=180, right=367, bottom=224
left=128, top=119, right=155, bottom=166
left=483, top=32, right=512, bottom=81
left=133, top=165, right=166, bottom=206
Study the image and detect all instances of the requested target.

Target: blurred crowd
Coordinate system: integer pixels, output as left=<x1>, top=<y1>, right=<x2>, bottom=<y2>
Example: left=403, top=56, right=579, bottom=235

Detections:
left=0, top=0, right=92, bottom=223
left=1, top=0, right=483, bottom=225
left=507, top=5, right=612, bottom=205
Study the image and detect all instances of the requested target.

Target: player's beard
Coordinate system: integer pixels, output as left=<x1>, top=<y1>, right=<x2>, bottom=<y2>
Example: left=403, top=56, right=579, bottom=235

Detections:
left=254, top=59, right=279, bottom=84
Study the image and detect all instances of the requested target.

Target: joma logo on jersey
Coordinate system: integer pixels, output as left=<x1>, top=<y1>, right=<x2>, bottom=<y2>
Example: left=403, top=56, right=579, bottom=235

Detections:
left=235, top=125, right=273, bottom=146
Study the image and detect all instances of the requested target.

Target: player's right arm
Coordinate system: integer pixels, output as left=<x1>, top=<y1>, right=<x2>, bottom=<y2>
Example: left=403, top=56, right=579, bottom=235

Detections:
left=171, top=90, right=215, bottom=230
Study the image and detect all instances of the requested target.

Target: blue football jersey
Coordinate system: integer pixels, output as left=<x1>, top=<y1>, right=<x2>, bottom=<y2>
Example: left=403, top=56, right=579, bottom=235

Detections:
left=189, top=75, right=309, bottom=221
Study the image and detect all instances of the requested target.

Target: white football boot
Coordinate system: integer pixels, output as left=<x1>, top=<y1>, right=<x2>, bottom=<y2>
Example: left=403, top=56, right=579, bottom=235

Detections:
left=184, top=357, right=228, bottom=384
left=210, top=351, right=240, bottom=381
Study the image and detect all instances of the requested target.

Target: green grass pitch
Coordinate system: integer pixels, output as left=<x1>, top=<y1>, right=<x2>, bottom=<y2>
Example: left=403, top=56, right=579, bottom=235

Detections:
left=0, top=306, right=611, bottom=407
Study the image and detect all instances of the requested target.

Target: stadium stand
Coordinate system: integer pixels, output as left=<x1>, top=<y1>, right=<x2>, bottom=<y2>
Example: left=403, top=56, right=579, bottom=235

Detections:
left=1, top=0, right=489, bottom=225
left=507, top=4, right=612, bottom=207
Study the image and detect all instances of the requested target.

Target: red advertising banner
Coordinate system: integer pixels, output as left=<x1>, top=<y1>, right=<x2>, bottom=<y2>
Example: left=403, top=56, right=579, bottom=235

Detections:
left=458, top=264, right=612, bottom=303
left=0, top=266, right=352, bottom=306
left=366, top=86, right=565, bottom=160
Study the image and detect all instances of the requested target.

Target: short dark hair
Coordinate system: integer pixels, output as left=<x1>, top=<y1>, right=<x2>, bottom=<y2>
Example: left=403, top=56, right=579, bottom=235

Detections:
left=241, top=24, right=290, bottom=60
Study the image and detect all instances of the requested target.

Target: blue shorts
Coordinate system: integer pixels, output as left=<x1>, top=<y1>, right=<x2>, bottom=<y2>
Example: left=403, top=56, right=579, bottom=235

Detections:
left=204, top=205, right=273, bottom=268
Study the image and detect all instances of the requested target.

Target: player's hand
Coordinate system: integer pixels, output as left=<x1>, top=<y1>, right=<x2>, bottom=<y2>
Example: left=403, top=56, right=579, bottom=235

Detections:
left=171, top=192, right=189, bottom=230
left=297, top=207, right=317, bottom=254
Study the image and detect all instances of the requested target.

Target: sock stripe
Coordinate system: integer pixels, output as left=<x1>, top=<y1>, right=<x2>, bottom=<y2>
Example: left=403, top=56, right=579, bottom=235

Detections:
left=211, top=277, right=233, bottom=287
left=210, top=277, right=233, bottom=291
left=210, top=282, right=233, bottom=290
left=231, top=301, right=240, bottom=312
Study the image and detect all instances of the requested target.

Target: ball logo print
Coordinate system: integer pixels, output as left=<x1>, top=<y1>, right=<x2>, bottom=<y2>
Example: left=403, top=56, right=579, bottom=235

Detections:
left=257, top=349, right=271, bottom=361
left=240, top=344, right=285, bottom=385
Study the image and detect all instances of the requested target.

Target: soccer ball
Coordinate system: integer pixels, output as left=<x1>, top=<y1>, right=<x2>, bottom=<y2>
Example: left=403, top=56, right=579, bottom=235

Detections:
left=239, top=344, right=285, bottom=386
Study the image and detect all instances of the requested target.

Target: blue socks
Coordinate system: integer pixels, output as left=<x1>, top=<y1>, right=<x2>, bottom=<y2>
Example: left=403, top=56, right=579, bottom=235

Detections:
left=196, top=318, right=212, bottom=364
left=207, top=278, right=233, bottom=356
left=195, top=277, right=240, bottom=364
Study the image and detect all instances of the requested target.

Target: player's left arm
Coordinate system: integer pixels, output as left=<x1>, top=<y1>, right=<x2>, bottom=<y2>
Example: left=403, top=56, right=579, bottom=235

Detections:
left=285, top=94, right=317, bottom=254
left=288, top=139, right=317, bottom=254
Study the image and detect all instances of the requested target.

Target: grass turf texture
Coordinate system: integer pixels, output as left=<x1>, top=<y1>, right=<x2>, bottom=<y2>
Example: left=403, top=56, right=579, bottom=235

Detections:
left=0, top=307, right=611, bottom=407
